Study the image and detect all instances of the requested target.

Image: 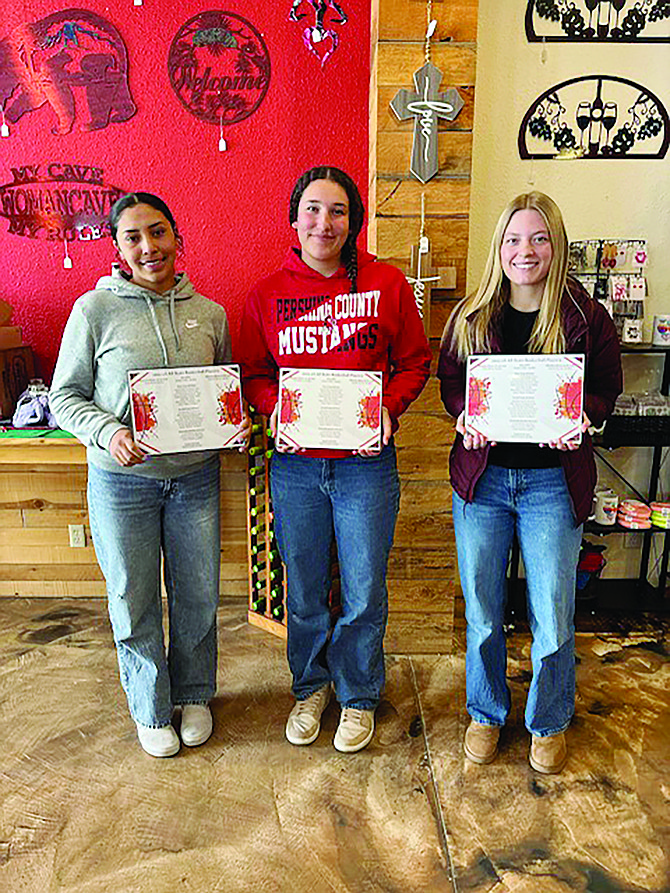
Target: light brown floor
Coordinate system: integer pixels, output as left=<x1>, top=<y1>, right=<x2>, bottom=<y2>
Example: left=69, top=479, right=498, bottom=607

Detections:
left=0, top=599, right=668, bottom=892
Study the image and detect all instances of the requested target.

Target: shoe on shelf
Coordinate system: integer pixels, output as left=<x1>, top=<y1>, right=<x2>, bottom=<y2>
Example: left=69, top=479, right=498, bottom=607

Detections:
left=464, top=720, right=500, bottom=764
left=180, top=704, right=213, bottom=747
left=530, top=732, right=567, bottom=774
left=333, top=707, right=375, bottom=753
left=285, top=685, right=330, bottom=746
left=136, top=722, right=180, bottom=758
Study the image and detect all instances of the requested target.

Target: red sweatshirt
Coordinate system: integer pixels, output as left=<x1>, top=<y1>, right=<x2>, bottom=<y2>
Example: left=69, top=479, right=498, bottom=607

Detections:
left=239, top=248, right=431, bottom=457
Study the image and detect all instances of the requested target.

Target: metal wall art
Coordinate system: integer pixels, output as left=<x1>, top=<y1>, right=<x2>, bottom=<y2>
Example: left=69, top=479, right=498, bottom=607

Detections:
left=0, top=163, right=124, bottom=241
left=168, top=11, right=271, bottom=126
left=526, top=0, right=670, bottom=41
left=0, top=9, right=136, bottom=136
left=390, top=62, right=464, bottom=183
left=519, top=76, right=669, bottom=159
left=289, top=0, right=348, bottom=67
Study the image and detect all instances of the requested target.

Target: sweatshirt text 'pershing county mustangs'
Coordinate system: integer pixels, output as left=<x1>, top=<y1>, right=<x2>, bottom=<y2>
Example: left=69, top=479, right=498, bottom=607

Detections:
left=239, top=248, right=431, bottom=458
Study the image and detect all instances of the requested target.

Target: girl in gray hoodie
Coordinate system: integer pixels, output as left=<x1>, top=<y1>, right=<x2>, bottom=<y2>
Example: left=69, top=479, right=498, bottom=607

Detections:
left=51, top=192, right=243, bottom=758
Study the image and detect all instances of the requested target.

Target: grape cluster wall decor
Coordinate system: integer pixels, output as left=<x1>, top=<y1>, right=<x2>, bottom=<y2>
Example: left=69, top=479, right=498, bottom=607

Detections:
left=518, top=76, right=669, bottom=159
left=526, top=0, right=670, bottom=42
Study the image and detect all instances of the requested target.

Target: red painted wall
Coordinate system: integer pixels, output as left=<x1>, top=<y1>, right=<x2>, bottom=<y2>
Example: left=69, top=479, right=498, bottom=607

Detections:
left=0, top=1, right=370, bottom=379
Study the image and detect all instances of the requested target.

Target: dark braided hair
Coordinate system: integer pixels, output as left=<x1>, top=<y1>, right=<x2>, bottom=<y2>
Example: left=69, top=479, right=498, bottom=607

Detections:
left=109, top=192, right=181, bottom=245
left=289, top=166, right=365, bottom=293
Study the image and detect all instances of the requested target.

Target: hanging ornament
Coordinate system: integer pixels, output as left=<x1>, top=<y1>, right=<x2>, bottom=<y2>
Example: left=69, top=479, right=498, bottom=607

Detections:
left=1, top=104, right=9, bottom=138
left=289, top=0, right=348, bottom=67
left=218, top=115, right=227, bottom=152
left=405, top=194, right=455, bottom=335
left=540, top=37, right=548, bottom=64
left=134, top=0, right=143, bottom=5
left=389, top=1, right=464, bottom=183
left=63, top=240, right=73, bottom=270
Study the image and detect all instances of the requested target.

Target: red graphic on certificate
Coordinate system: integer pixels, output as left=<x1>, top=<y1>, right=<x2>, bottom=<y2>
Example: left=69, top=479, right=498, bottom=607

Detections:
left=358, top=391, right=381, bottom=429
left=468, top=376, right=491, bottom=417
left=555, top=377, right=583, bottom=421
left=218, top=386, right=242, bottom=426
left=132, top=390, right=158, bottom=436
left=281, top=387, right=302, bottom=425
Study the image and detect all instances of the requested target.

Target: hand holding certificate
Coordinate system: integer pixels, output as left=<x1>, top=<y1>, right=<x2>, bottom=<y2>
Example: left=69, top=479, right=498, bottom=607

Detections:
left=277, top=368, right=383, bottom=451
left=465, top=354, right=585, bottom=445
left=128, top=364, right=245, bottom=454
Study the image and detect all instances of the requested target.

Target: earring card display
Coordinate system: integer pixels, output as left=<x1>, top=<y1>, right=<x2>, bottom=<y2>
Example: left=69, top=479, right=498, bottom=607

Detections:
left=246, top=410, right=286, bottom=639
left=569, top=239, right=647, bottom=342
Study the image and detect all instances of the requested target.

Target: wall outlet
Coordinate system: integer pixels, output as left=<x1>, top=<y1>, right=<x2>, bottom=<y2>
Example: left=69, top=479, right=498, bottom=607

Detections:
left=68, top=524, right=86, bottom=548
left=623, top=531, right=643, bottom=549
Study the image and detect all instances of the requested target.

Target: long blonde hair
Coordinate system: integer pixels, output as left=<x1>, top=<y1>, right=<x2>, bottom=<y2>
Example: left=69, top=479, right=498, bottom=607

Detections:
left=446, top=192, right=569, bottom=361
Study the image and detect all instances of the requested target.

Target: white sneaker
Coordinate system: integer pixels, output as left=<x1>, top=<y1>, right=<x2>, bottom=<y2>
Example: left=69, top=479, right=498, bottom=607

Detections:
left=333, top=707, right=375, bottom=753
left=136, top=722, right=180, bottom=758
left=285, top=686, right=330, bottom=745
left=180, top=704, right=213, bottom=747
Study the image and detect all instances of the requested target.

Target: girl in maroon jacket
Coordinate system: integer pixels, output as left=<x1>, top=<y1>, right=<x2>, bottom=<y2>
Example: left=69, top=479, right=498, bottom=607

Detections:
left=240, top=166, right=431, bottom=752
left=438, top=192, right=622, bottom=773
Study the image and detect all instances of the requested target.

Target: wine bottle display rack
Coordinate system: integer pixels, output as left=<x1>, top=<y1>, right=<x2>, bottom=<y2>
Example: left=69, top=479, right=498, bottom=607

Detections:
left=246, top=410, right=287, bottom=639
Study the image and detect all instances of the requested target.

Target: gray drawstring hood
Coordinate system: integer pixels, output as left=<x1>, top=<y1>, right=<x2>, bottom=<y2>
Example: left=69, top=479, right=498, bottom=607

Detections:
left=50, top=268, right=232, bottom=478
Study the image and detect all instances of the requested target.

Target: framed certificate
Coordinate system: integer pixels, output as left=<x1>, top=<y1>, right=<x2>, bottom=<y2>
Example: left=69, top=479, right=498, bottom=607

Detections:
left=277, top=367, right=382, bottom=451
left=128, top=364, right=243, bottom=453
left=465, top=354, right=584, bottom=444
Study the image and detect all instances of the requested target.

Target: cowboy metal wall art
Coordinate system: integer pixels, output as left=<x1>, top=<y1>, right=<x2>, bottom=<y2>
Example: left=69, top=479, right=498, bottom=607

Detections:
left=0, top=9, right=136, bottom=136
left=168, top=11, right=271, bottom=126
left=289, top=0, right=348, bottom=67
left=526, top=0, right=670, bottom=42
left=390, top=62, right=465, bottom=183
left=519, top=76, right=669, bottom=159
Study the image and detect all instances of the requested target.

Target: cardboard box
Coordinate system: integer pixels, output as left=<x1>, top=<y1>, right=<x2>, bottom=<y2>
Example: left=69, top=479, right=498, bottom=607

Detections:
left=0, top=326, right=23, bottom=350
left=0, top=346, right=35, bottom=419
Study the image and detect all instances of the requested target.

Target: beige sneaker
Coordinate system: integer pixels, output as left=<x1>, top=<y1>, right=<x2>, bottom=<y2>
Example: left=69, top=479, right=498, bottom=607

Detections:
left=180, top=704, right=213, bottom=747
left=529, top=732, right=567, bottom=774
left=136, top=722, right=180, bottom=758
left=285, top=686, right=330, bottom=745
left=333, top=707, right=375, bottom=753
left=464, top=720, right=500, bottom=764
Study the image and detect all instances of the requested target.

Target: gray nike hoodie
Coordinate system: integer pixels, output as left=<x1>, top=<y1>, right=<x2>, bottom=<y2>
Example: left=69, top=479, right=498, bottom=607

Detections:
left=50, top=268, right=232, bottom=477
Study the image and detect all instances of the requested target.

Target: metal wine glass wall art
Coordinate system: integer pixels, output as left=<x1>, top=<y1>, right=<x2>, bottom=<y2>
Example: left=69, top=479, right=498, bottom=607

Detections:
left=526, top=0, right=670, bottom=41
left=518, top=76, right=669, bottom=159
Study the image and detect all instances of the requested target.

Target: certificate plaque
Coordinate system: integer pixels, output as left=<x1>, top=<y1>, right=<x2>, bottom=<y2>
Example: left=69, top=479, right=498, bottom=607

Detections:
left=465, top=354, right=584, bottom=444
left=278, top=368, right=382, bottom=451
left=128, top=364, right=243, bottom=453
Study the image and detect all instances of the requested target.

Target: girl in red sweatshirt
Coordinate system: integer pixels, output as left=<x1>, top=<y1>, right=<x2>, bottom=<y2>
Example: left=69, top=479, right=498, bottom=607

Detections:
left=240, top=166, right=431, bottom=752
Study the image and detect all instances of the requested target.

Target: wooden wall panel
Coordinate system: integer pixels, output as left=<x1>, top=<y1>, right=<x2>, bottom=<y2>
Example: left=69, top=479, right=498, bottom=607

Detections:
left=0, top=439, right=250, bottom=599
left=378, top=0, right=478, bottom=42
left=370, top=0, right=478, bottom=652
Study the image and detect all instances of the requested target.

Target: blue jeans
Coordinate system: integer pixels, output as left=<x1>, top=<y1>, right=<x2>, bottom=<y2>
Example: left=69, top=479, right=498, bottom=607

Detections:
left=270, top=446, right=400, bottom=709
left=453, top=465, right=582, bottom=737
left=87, top=458, right=220, bottom=727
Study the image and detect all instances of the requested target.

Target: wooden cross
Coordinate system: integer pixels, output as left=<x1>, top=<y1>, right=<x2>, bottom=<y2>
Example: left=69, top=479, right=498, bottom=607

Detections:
left=390, top=62, right=464, bottom=183
left=405, top=236, right=456, bottom=336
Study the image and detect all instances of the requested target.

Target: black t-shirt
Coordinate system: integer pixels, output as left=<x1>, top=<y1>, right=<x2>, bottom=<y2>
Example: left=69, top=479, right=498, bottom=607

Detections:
left=488, top=303, right=561, bottom=469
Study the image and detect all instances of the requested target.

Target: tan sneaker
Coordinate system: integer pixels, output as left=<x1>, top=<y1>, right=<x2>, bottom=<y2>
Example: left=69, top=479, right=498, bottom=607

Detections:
left=530, top=732, right=567, bottom=774
left=180, top=704, right=213, bottom=747
left=333, top=707, right=375, bottom=753
left=136, top=722, right=180, bottom=758
left=285, top=686, right=330, bottom=745
left=464, top=720, right=500, bottom=764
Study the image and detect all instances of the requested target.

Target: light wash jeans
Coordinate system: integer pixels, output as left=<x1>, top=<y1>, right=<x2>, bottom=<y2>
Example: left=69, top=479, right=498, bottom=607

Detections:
left=270, top=445, right=400, bottom=709
left=87, top=457, right=220, bottom=727
left=453, top=465, right=582, bottom=737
